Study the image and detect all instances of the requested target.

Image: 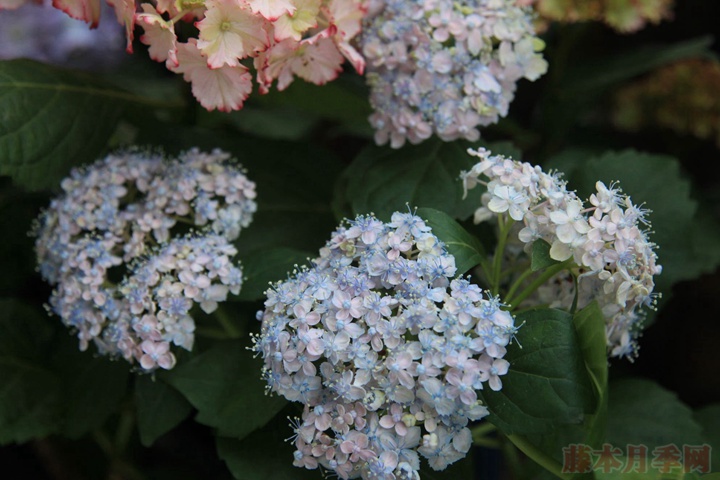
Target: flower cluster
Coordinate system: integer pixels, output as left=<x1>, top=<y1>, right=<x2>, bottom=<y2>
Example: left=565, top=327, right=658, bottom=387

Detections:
left=360, top=0, right=547, bottom=148
left=518, top=0, right=674, bottom=33
left=462, top=148, right=661, bottom=358
left=255, top=212, right=516, bottom=479
left=34, top=148, right=256, bottom=370
left=613, top=58, right=720, bottom=148
left=1, top=0, right=366, bottom=112
left=135, top=0, right=367, bottom=111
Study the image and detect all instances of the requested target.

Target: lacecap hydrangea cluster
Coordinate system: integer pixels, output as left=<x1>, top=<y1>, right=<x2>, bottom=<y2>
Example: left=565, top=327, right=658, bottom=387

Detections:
left=360, top=0, right=548, bottom=148
left=461, top=148, right=661, bottom=358
left=255, top=212, right=516, bottom=479
left=34, top=149, right=256, bottom=370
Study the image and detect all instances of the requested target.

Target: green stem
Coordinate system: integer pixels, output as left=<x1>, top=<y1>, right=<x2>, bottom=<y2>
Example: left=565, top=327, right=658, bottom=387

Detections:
left=491, top=215, right=514, bottom=295
left=111, top=460, right=147, bottom=480
left=500, top=260, right=531, bottom=279
left=93, top=409, right=146, bottom=480
left=113, top=406, right=135, bottom=457
left=507, top=434, right=572, bottom=480
left=570, top=271, right=580, bottom=314
left=501, top=434, right=526, bottom=479
left=471, top=422, right=497, bottom=439
left=474, top=437, right=502, bottom=448
left=171, top=215, right=196, bottom=226
left=504, top=267, right=536, bottom=301
left=214, top=306, right=241, bottom=338
left=92, top=430, right=113, bottom=457
left=195, top=326, right=233, bottom=339
left=507, top=260, right=573, bottom=310
left=471, top=422, right=499, bottom=448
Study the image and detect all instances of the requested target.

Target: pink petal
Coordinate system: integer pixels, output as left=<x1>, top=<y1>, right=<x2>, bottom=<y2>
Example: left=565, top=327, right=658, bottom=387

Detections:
left=169, top=39, right=253, bottom=112
left=52, top=0, right=101, bottom=27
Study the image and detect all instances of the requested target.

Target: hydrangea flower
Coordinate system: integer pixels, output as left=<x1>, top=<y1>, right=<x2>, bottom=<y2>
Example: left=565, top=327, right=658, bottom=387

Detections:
left=1, top=0, right=366, bottom=111
left=461, top=148, right=662, bottom=358
left=359, top=0, right=547, bottom=148
left=613, top=58, right=720, bottom=148
left=520, top=0, right=674, bottom=34
left=255, top=212, right=516, bottom=479
left=34, top=148, right=257, bottom=370
left=137, top=0, right=366, bottom=111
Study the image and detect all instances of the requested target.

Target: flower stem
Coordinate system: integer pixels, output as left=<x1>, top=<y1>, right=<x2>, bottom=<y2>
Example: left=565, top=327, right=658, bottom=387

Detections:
left=504, top=266, right=536, bottom=301
left=195, top=326, right=233, bottom=339
left=214, top=306, right=242, bottom=338
left=490, top=215, right=514, bottom=295
left=506, top=259, right=573, bottom=310
left=471, top=422, right=499, bottom=448
left=171, top=215, right=196, bottom=226
left=113, top=405, right=135, bottom=456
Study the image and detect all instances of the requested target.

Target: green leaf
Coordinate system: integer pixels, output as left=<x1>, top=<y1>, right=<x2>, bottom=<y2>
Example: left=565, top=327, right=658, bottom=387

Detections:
left=339, top=139, right=485, bottom=222
left=134, top=375, right=193, bottom=447
left=217, top=429, right=319, bottom=480
left=531, top=239, right=560, bottom=272
left=235, top=247, right=313, bottom=302
left=546, top=149, right=713, bottom=293
left=572, top=303, right=608, bottom=449
left=0, top=301, right=132, bottom=443
left=518, top=303, right=610, bottom=475
left=220, top=107, right=321, bottom=141
left=0, top=187, right=47, bottom=295
left=560, top=37, right=714, bottom=95
left=0, top=300, right=61, bottom=444
left=250, top=75, right=372, bottom=126
left=592, top=379, right=708, bottom=479
left=229, top=140, right=342, bottom=255
left=605, top=378, right=704, bottom=451
left=694, top=404, right=720, bottom=473
left=0, top=59, right=133, bottom=190
left=416, top=207, right=486, bottom=275
left=0, top=300, right=54, bottom=362
left=0, top=357, right=62, bottom=444
left=53, top=343, right=131, bottom=439
left=538, top=37, right=714, bottom=149
left=482, top=308, right=595, bottom=435
left=161, top=340, right=287, bottom=439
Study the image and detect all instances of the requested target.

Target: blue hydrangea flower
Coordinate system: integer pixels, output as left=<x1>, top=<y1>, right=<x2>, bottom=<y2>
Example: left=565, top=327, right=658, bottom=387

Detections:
left=256, top=212, right=516, bottom=479
left=34, top=148, right=256, bottom=370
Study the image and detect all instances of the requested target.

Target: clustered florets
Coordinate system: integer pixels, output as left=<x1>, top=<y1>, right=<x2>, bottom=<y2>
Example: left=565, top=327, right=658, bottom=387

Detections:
left=462, top=148, right=662, bottom=358
left=135, top=0, right=367, bottom=111
left=360, top=0, right=547, bottom=148
left=2, top=0, right=367, bottom=112
left=255, top=212, right=516, bottom=479
left=519, top=0, right=674, bottom=34
left=34, top=148, right=256, bottom=370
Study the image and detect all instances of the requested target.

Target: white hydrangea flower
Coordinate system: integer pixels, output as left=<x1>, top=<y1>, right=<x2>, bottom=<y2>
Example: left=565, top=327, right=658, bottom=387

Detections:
left=462, top=148, right=662, bottom=359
